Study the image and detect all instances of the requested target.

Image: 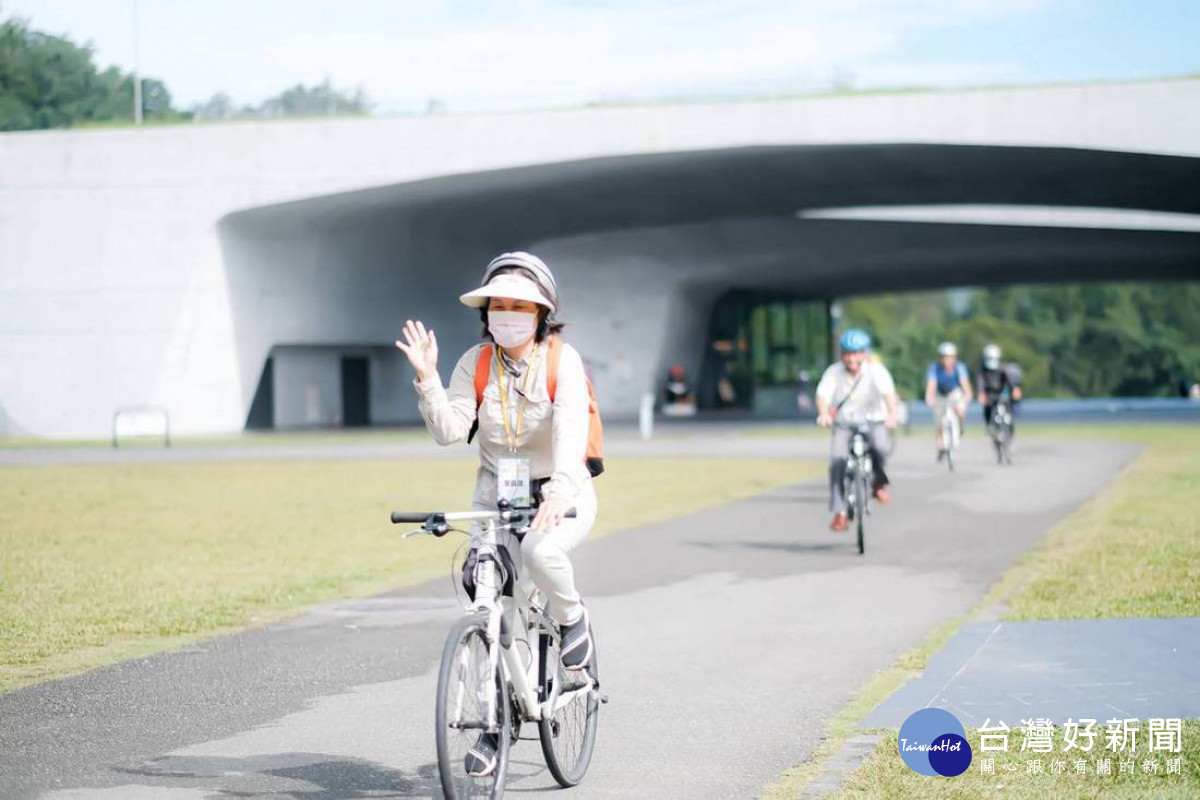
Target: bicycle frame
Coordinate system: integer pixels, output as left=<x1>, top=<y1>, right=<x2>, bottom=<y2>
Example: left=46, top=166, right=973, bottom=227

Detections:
left=993, top=397, right=1013, bottom=430
left=846, top=427, right=873, bottom=473
left=841, top=424, right=875, bottom=502
left=938, top=402, right=961, bottom=450
left=417, top=511, right=595, bottom=734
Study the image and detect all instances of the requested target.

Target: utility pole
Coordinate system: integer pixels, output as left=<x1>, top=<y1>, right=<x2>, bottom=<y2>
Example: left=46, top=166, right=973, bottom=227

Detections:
left=132, top=0, right=143, bottom=124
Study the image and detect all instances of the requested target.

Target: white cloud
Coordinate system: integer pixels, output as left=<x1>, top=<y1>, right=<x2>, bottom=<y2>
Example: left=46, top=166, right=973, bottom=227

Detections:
left=2, top=0, right=1052, bottom=111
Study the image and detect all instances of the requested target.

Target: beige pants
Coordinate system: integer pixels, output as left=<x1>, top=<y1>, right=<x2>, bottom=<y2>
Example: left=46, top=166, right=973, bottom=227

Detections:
left=473, top=471, right=596, bottom=627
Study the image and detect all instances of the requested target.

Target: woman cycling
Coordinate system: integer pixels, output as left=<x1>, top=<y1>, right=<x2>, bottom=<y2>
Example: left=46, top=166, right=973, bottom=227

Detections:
left=395, top=252, right=596, bottom=775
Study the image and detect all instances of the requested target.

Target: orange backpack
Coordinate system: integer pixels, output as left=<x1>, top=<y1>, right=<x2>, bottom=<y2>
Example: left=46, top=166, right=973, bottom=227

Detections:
left=469, top=336, right=605, bottom=477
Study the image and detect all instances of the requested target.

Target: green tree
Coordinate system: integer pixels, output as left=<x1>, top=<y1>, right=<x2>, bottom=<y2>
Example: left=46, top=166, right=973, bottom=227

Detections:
left=0, top=15, right=186, bottom=131
left=246, top=79, right=371, bottom=118
left=841, top=281, right=1200, bottom=399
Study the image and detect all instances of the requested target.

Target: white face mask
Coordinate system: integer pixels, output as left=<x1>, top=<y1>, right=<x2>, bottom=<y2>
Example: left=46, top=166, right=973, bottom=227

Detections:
left=488, top=310, right=537, bottom=348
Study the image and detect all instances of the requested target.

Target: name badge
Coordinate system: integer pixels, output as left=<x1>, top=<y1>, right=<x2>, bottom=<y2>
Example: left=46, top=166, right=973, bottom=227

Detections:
left=497, top=456, right=532, bottom=507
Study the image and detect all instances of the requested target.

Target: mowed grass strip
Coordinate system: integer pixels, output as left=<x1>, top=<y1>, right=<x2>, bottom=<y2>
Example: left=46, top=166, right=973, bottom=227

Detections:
left=768, top=424, right=1200, bottom=799
left=837, top=720, right=1200, bottom=799
left=0, top=455, right=818, bottom=692
left=1004, top=425, right=1200, bottom=620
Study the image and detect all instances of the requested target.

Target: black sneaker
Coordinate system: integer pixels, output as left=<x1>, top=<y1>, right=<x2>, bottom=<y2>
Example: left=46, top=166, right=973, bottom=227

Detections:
left=560, top=608, right=593, bottom=671
left=464, top=732, right=499, bottom=777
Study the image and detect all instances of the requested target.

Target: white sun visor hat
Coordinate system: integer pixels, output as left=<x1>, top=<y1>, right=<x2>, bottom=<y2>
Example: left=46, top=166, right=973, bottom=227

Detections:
left=459, top=273, right=555, bottom=312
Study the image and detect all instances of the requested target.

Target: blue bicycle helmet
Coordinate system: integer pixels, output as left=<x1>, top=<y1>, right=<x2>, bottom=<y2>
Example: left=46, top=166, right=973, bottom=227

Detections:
left=839, top=328, right=871, bottom=352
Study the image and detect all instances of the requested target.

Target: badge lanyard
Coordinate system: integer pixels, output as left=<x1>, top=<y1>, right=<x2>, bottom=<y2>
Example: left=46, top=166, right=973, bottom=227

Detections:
left=495, top=342, right=541, bottom=507
left=495, top=342, right=542, bottom=453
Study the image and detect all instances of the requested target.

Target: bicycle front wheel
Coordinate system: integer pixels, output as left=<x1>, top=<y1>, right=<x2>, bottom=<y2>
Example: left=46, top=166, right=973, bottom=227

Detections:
left=945, top=419, right=957, bottom=472
left=855, top=468, right=868, bottom=555
left=436, top=612, right=511, bottom=800
left=538, top=630, right=600, bottom=787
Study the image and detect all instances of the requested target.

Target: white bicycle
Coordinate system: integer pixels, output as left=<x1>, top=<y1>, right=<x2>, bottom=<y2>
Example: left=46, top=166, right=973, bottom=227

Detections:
left=937, top=400, right=962, bottom=472
left=391, top=502, right=604, bottom=799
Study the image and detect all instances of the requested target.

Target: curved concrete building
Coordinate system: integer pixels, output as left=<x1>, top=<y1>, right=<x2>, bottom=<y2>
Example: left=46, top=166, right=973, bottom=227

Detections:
left=3, top=79, right=1200, bottom=437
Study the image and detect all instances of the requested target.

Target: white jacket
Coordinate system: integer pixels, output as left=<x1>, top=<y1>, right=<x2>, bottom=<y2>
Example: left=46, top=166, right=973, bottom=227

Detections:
left=414, top=339, right=594, bottom=508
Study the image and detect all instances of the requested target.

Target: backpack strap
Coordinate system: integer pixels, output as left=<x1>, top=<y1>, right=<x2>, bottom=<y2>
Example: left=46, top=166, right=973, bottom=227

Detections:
left=474, top=344, right=493, bottom=407
left=546, top=336, right=562, bottom=402
left=467, top=344, right=493, bottom=444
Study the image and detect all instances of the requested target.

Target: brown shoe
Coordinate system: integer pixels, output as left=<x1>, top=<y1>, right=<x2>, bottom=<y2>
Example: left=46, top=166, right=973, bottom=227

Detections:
left=830, top=512, right=848, bottom=532
left=873, top=485, right=891, bottom=504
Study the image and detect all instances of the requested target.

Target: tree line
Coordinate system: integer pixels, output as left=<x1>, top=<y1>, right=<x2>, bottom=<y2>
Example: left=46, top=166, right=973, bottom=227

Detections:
left=841, top=281, right=1200, bottom=398
left=0, top=15, right=368, bottom=131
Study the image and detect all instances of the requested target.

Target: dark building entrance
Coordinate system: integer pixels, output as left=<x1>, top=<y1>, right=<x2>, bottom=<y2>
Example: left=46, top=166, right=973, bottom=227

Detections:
left=245, top=356, right=274, bottom=430
left=340, top=356, right=370, bottom=427
left=701, top=291, right=831, bottom=415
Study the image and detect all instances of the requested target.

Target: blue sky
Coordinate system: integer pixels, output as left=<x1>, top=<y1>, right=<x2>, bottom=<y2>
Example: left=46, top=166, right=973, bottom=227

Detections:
left=4, top=1, right=1198, bottom=113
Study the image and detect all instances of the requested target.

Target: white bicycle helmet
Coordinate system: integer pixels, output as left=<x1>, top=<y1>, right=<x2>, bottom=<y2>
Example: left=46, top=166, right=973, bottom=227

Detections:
left=982, top=344, right=1002, bottom=370
left=937, top=341, right=958, bottom=357
left=481, top=252, right=559, bottom=314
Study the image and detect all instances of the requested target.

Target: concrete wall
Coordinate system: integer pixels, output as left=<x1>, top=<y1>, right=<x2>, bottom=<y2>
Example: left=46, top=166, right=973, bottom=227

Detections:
left=3, top=79, right=1199, bottom=438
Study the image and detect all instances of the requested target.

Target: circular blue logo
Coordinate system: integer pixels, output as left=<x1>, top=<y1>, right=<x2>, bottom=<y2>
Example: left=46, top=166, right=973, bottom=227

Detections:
left=898, top=708, right=973, bottom=777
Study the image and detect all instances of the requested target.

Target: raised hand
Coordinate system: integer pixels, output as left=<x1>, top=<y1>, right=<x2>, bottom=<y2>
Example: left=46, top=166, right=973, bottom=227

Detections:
left=395, top=319, right=439, bottom=382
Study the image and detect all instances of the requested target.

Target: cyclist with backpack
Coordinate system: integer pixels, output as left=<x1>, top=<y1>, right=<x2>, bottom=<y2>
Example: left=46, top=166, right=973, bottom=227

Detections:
left=977, top=344, right=1023, bottom=426
left=815, top=329, right=900, bottom=532
left=396, top=252, right=600, bottom=776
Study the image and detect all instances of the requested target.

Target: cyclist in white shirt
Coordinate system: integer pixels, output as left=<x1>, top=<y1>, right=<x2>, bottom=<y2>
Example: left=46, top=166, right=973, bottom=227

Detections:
left=815, top=329, right=900, bottom=532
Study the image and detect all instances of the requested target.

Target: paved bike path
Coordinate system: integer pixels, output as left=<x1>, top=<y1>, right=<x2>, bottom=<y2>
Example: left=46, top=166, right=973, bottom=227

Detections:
left=1, top=435, right=1136, bottom=798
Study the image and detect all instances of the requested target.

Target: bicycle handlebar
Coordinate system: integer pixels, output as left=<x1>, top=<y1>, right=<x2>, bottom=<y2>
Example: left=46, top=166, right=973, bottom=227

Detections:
left=832, top=419, right=876, bottom=431
left=390, top=511, right=436, bottom=524
left=390, top=507, right=577, bottom=526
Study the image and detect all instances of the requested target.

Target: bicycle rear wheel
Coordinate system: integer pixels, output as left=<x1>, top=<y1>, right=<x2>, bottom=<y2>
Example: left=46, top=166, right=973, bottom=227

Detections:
left=538, top=629, right=600, bottom=787
left=436, top=612, right=511, bottom=800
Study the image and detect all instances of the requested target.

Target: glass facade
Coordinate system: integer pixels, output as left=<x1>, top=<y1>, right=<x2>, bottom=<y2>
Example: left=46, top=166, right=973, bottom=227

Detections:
left=701, top=291, right=831, bottom=412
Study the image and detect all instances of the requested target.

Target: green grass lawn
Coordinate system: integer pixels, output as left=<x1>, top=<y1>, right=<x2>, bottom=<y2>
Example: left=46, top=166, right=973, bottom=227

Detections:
left=0, top=427, right=430, bottom=450
left=740, top=423, right=828, bottom=439
left=1004, top=426, right=1200, bottom=620
left=0, top=455, right=819, bottom=692
left=838, top=720, right=1200, bottom=799
left=767, top=424, right=1200, bottom=799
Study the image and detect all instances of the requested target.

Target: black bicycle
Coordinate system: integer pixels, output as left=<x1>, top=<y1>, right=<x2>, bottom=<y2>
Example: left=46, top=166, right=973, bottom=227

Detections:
left=839, top=421, right=875, bottom=555
left=989, top=396, right=1014, bottom=465
left=391, top=502, right=603, bottom=799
